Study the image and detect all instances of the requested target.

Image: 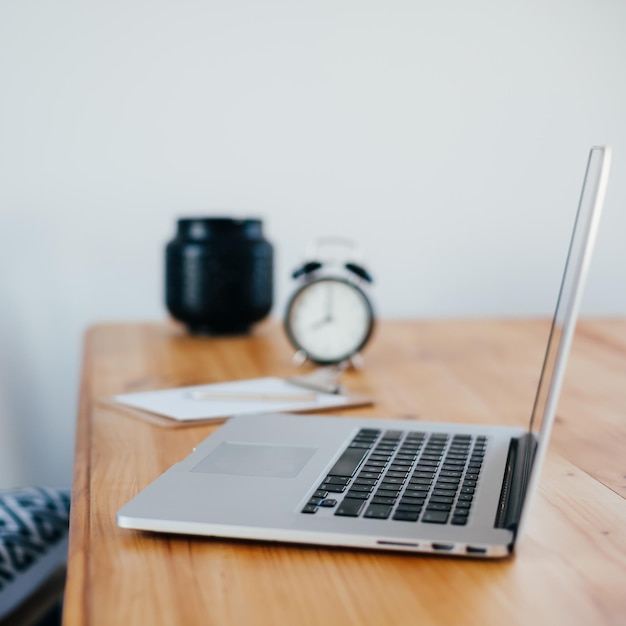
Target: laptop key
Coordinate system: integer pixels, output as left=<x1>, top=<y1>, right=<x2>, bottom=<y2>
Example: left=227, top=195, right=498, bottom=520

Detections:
left=425, top=502, right=452, bottom=512
left=404, top=485, right=430, bottom=494
left=324, top=476, right=351, bottom=485
left=393, top=510, right=420, bottom=522
left=386, top=471, right=409, bottom=479
left=375, top=489, right=401, bottom=498
left=334, top=498, right=366, bottom=517
left=318, top=484, right=346, bottom=493
left=428, top=495, right=454, bottom=504
left=371, top=496, right=397, bottom=505
left=359, top=471, right=382, bottom=480
left=398, top=497, right=425, bottom=506
left=302, top=504, right=318, bottom=514
left=364, top=504, right=393, bottom=519
left=348, top=484, right=373, bottom=493
left=395, top=503, right=422, bottom=513
left=328, top=447, right=369, bottom=477
left=344, top=490, right=371, bottom=500
left=422, top=510, right=449, bottom=524
left=451, top=516, right=468, bottom=526
left=353, top=478, right=377, bottom=486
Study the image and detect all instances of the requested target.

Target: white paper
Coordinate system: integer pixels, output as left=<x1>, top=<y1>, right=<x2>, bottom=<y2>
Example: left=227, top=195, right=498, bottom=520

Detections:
left=112, top=376, right=350, bottom=422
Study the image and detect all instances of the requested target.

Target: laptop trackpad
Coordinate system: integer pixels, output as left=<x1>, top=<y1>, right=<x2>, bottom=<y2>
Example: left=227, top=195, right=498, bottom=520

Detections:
left=191, top=442, right=317, bottom=478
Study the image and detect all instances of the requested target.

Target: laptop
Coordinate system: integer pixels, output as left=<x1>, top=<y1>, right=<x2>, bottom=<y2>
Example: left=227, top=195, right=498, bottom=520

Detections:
left=118, top=146, right=612, bottom=558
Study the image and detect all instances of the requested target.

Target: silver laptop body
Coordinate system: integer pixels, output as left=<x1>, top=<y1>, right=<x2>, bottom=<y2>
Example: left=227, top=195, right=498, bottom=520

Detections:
left=118, top=146, right=611, bottom=558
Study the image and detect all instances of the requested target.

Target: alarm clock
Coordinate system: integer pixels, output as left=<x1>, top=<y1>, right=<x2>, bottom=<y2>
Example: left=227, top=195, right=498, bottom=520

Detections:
left=284, top=238, right=375, bottom=366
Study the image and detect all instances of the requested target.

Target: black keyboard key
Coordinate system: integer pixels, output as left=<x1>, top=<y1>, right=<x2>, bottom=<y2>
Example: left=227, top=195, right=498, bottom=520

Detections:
left=426, top=436, right=447, bottom=442
left=364, top=504, right=393, bottom=519
left=376, top=488, right=401, bottom=498
left=428, top=495, right=454, bottom=504
left=329, top=447, right=370, bottom=477
left=453, top=508, right=469, bottom=517
left=349, top=484, right=373, bottom=493
left=369, top=454, right=392, bottom=461
left=353, top=478, right=377, bottom=486
left=434, top=482, right=458, bottom=491
left=345, top=490, right=371, bottom=500
left=439, top=470, right=463, bottom=478
left=415, top=460, right=439, bottom=468
left=432, top=487, right=456, bottom=496
left=380, top=427, right=399, bottom=435
left=380, top=477, right=405, bottom=486
left=455, top=500, right=471, bottom=509
left=302, top=504, right=318, bottom=514
left=319, top=484, right=346, bottom=493
left=404, top=485, right=430, bottom=494
left=335, top=498, right=366, bottom=517
left=363, top=460, right=387, bottom=468
left=451, top=516, right=467, bottom=525
left=406, top=431, right=426, bottom=441
left=408, top=477, right=433, bottom=486
left=422, top=510, right=449, bottom=524
left=358, top=471, right=383, bottom=480
left=324, top=476, right=351, bottom=485
left=461, top=486, right=475, bottom=495
left=371, top=496, right=397, bottom=505
left=389, top=463, right=413, bottom=471
left=437, top=476, right=461, bottom=484
left=393, top=510, right=420, bottom=522
left=386, top=470, right=409, bottom=479
left=313, top=490, right=328, bottom=498
left=362, top=464, right=386, bottom=473
left=396, top=504, right=422, bottom=513
left=426, top=502, right=452, bottom=512
left=399, top=496, right=425, bottom=506
left=412, top=471, right=436, bottom=479
left=320, top=499, right=338, bottom=507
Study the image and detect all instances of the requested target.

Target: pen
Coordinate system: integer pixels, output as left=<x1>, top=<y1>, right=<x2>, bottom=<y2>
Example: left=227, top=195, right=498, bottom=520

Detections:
left=188, top=390, right=318, bottom=402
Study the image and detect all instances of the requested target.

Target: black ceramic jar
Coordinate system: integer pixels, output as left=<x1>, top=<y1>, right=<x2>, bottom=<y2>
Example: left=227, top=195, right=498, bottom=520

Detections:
left=165, top=217, right=273, bottom=334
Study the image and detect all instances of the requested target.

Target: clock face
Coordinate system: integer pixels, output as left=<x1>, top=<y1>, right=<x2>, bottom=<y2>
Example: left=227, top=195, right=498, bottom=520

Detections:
left=285, top=277, right=374, bottom=364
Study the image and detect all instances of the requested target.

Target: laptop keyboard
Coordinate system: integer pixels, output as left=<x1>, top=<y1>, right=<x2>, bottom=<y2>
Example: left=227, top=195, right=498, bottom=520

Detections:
left=301, top=428, right=486, bottom=525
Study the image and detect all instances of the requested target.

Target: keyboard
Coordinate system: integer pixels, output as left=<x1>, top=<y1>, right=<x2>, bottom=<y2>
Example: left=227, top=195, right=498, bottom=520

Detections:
left=301, top=428, right=486, bottom=525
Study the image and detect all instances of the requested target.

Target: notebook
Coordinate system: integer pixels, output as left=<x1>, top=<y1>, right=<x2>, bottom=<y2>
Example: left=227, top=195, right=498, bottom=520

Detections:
left=117, top=146, right=611, bottom=558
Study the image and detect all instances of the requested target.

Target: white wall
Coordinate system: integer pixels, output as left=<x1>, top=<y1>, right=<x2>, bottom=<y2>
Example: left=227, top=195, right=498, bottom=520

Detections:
left=1, top=0, right=625, bottom=488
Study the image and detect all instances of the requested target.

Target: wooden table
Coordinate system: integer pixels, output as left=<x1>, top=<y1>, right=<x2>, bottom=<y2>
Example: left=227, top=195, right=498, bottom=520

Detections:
left=64, top=319, right=626, bottom=626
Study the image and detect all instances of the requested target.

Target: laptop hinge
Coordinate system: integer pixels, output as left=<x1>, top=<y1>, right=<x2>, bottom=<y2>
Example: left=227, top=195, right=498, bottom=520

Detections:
left=494, top=433, right=538, bottom=533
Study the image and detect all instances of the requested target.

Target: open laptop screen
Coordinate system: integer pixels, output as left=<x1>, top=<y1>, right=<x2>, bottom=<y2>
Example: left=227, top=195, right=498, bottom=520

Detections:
left=527, top=146, right=611, bottom=439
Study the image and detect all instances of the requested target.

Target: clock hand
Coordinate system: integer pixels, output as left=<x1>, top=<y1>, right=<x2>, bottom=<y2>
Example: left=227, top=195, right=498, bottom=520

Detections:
left=326, top=282, right=334, bottom=321
left=309, top=315, right=332, bottom=331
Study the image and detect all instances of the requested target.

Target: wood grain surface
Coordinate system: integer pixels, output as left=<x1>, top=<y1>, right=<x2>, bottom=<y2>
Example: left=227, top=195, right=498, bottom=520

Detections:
left=63, top=319, right=626, bottom=626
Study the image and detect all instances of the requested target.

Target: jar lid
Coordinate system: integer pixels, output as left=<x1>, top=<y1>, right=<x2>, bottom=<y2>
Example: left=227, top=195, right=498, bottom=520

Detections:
left=177, top=217, right=263, bottom=240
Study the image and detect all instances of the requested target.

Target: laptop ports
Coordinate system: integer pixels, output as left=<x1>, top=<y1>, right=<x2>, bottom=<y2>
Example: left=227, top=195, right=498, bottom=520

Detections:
left=431, top=542, right=454, bottom=551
